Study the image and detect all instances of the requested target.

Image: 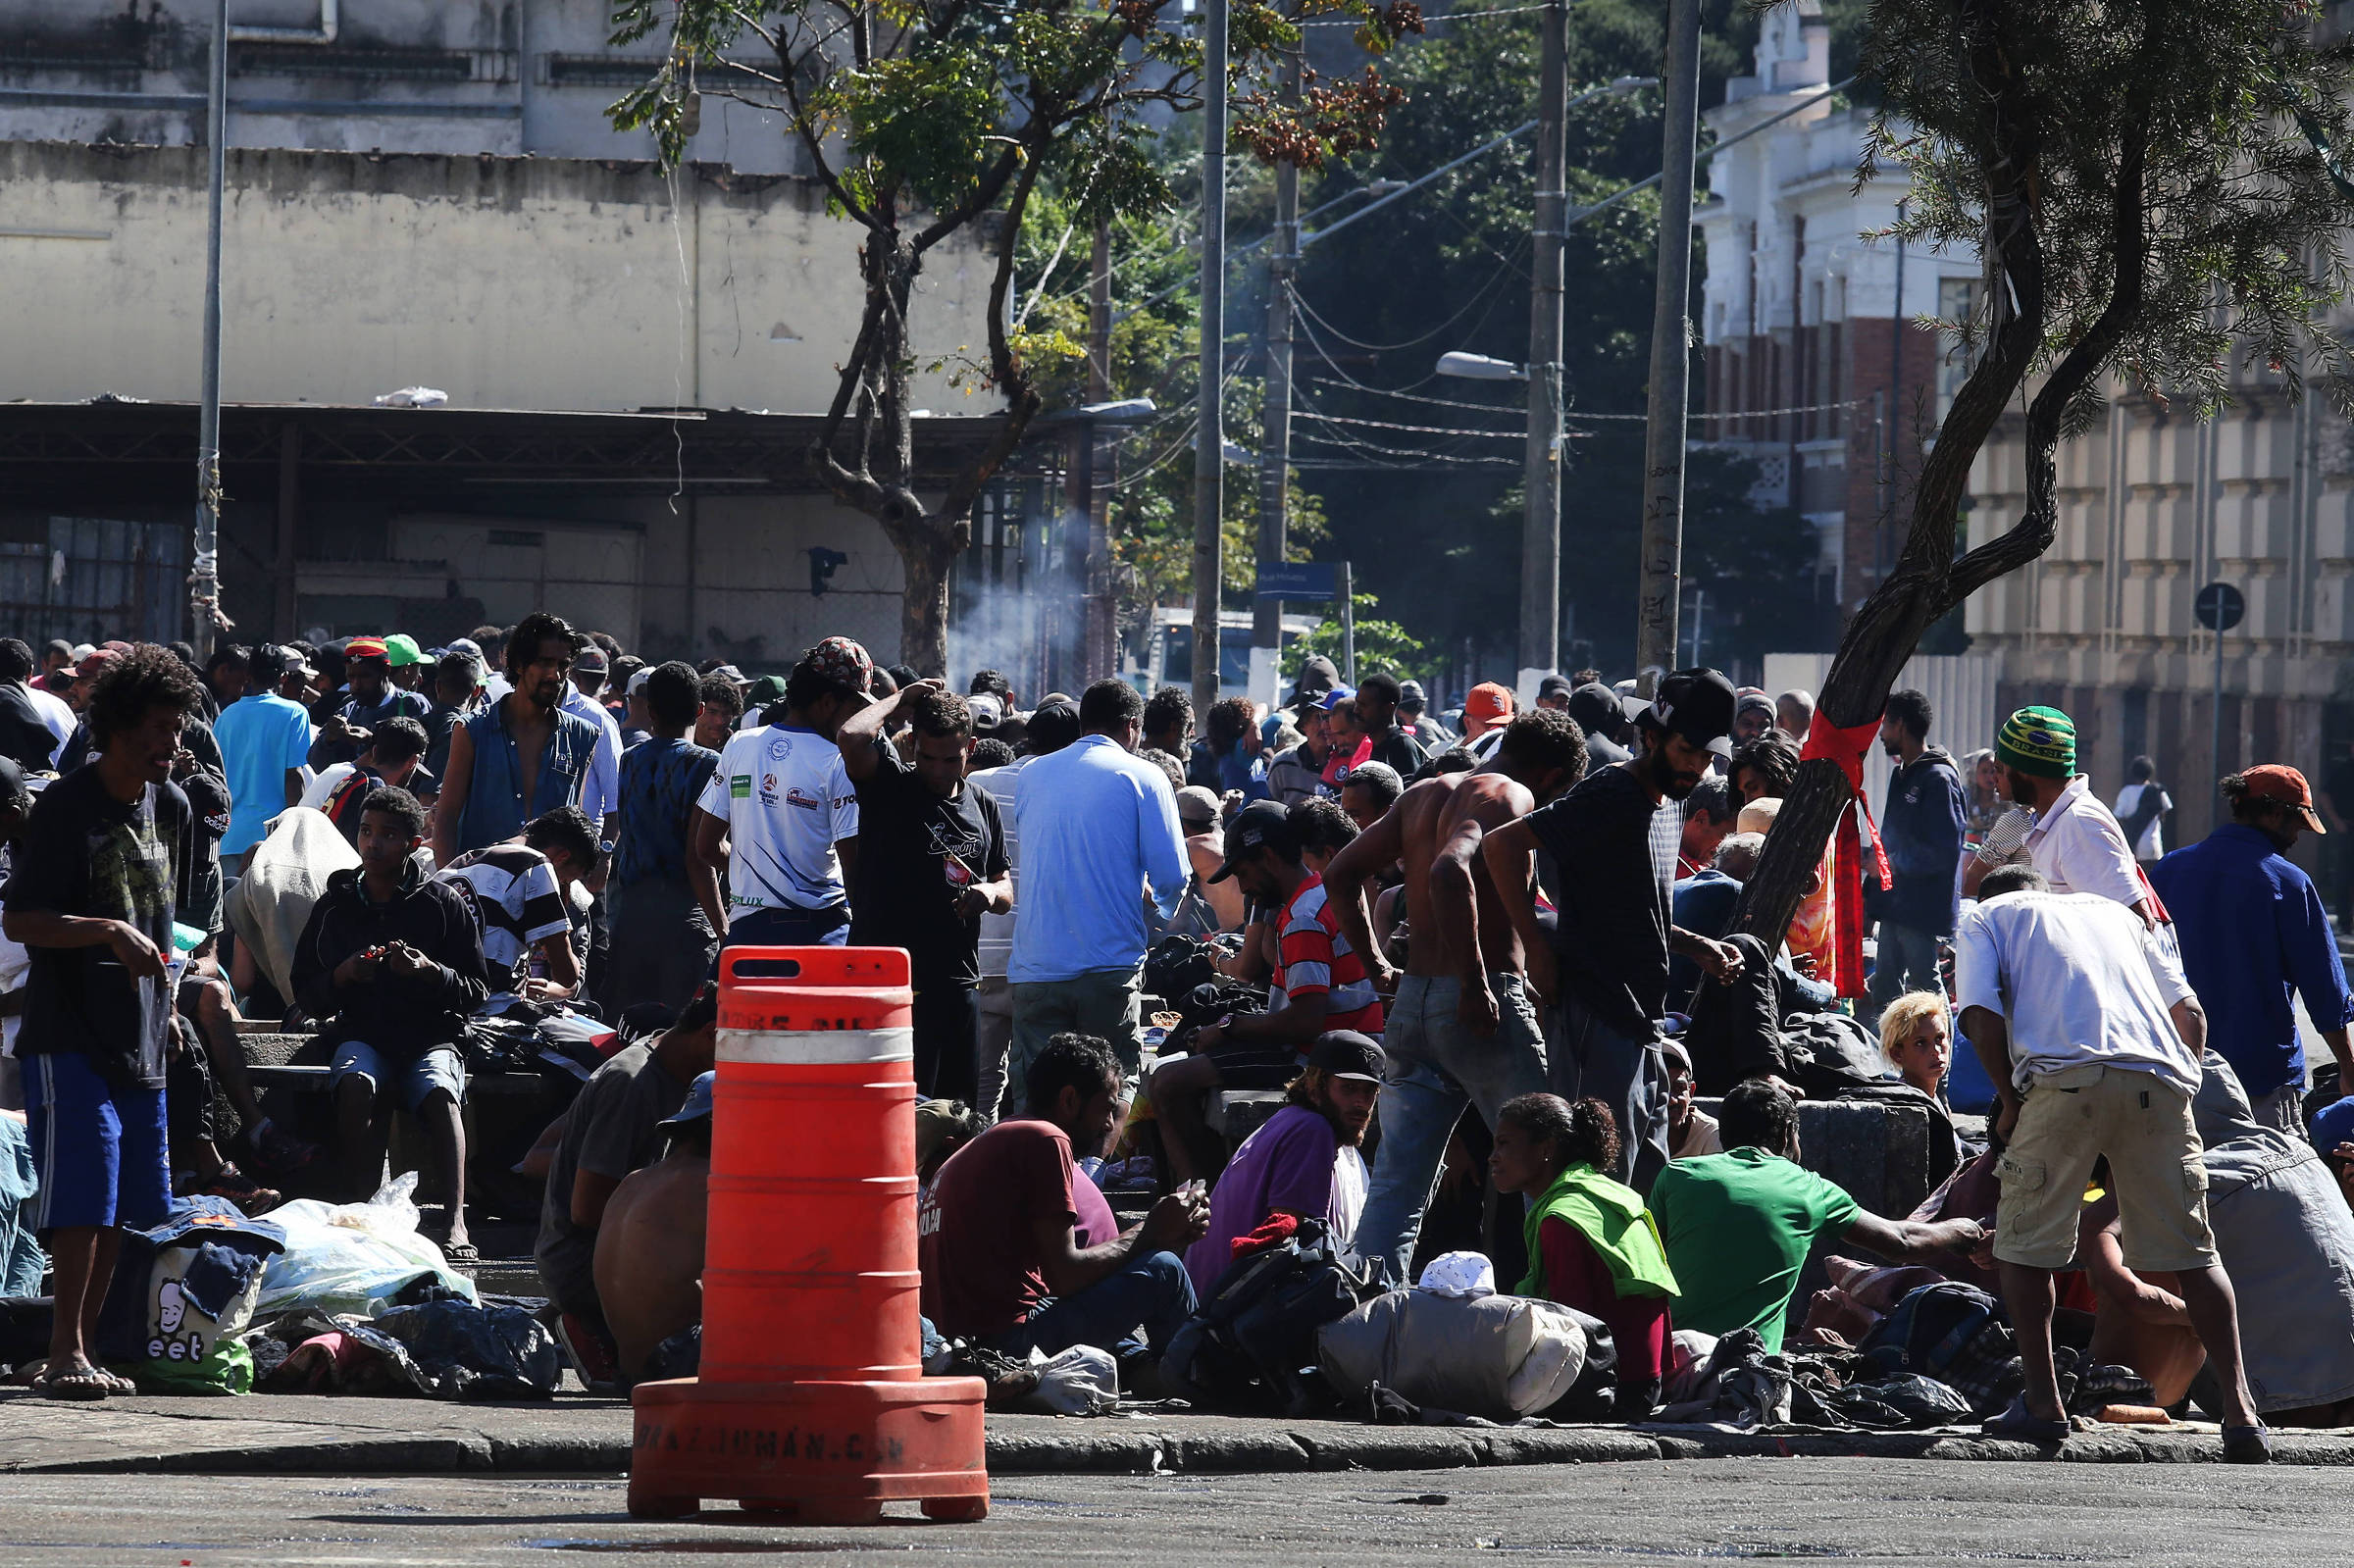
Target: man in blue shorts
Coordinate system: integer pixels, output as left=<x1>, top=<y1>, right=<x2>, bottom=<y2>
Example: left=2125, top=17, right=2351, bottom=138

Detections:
left=3, top=645, right=209, bottom=1399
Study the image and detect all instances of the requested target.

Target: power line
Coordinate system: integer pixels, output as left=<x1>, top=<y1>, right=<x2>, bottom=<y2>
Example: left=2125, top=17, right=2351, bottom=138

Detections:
left=1295, top=408, right=1523, bottom=440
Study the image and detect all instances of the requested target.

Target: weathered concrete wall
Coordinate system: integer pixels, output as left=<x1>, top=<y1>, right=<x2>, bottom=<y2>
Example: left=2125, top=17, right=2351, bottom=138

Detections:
left=0, top=139, right=996, bottom=415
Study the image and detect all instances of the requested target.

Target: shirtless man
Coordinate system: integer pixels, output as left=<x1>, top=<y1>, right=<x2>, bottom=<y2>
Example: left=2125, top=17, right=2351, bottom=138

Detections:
left=1321, top=709, right=1587, bottom=1283
left=592, top=1071, right=713, bottom=1387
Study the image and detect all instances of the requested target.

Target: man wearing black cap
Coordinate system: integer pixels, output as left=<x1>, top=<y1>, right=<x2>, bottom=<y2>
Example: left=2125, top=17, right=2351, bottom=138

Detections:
left=1484, top=669, right=1747, bottom=1190
left=1149, top=800, right=1386, bottom=1184
left=1182, top=1031, right=1383, bottom=1291
left=1565, top=683, right=1634, bottom=768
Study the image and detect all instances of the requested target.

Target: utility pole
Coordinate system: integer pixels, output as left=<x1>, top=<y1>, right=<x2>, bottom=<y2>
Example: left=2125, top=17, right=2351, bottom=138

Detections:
left=1634, top=0, right=1703, bottom=688
left=1190, top=0, right=1229, bottom=714
left=192, top=0, right=229, bottom=658
left=1253, top=49, right=1301, bottom=714
left=1083, top=220, right=1116, bottom=680
left=1517, top=0, right=1567, bottom=705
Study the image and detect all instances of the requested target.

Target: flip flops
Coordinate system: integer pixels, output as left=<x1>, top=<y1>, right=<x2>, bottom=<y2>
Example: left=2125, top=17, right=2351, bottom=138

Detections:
left=1982, top=1396, right=2072, bottom=1443
left=33, top=1363, right=113, bottom=1401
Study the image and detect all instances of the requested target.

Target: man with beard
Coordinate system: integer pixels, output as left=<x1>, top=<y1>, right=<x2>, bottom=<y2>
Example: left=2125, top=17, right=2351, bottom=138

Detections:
left=1865, top=687, right=1967, bottom=1028
left=1182, top=1031, right=1385, bottom=1292
left=1321, top=709, right=1588, bottom=1283
left=432, top=613, right=600, bottom=865
left=1484, top=668, right=1745, bottom=1190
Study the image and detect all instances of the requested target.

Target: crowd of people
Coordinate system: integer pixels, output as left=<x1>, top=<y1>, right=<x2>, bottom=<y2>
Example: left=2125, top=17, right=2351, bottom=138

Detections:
left=5, top=620, right=2354, bottom=1463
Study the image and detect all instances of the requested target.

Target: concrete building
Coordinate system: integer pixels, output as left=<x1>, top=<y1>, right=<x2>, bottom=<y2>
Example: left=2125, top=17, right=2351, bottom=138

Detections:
left=1695, top=0, right=1982, bottom=622
left=0, top=0, right=1019, bottom=663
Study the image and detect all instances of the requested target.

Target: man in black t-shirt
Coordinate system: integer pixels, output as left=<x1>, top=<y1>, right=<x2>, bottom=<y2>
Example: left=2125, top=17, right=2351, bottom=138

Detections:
left=1485, top=667, right=1746, bottom=1192
left=2, top=645, right=206, bottom=1399
left=1356, top=673, right=1428, bottom=778
left=838, top=682, right=1011, bottom=1105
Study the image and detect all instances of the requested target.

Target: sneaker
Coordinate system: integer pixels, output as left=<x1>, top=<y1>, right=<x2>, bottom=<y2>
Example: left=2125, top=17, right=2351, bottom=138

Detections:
left=249, top=1121, right=320, bottom=1173
left=555, top=1311, right=622, bottom=1393
left=199, top=1164, right=284, bottom=1215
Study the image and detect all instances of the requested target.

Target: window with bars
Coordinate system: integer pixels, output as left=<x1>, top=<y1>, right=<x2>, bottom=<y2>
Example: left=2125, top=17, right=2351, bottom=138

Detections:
left=0, top=517, right=187, bottom=648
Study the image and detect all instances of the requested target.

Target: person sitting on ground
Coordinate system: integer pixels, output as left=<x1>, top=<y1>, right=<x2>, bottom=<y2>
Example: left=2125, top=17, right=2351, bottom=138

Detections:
left=591, top=1069, right=716, bottom=1389
left=1153, top=802, right=1385, bottom=1184
left=1878, top=990, right=1954, bottom=1104
left=919, top=1032, right=1209, bottom=1361
left=1647, top=1079, right=1984, bottom=1352
left=1182, top=1031, right=1384, bottom=1292
left=1489, top=1092, right=1679, bottom=1416
left=303, top=716, right=437, bottom=842
left=289, top=786, right=491, bottom=1261
left=1663, top=1037, right=1720, bottom=1158
left=537, top=983, right=719, bottom=1387
left=438, top=806, right=599, bottom=1005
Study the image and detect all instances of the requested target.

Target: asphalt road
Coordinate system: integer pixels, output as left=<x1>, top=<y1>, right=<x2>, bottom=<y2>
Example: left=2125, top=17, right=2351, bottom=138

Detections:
left=0, top=1457, right=2338, bottom=1566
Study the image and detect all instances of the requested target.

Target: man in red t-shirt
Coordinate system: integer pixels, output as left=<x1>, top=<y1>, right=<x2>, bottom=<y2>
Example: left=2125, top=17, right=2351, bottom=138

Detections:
left=919, top=1032, right=1207, bottom=1358
left=1151, top=800, right=1387, bottom=1181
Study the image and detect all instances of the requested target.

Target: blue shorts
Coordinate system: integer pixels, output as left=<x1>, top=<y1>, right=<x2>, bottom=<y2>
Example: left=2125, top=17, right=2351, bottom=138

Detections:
left=24, top=1050, right=172, bottom=1234
left=332, top=1039, right=467, bottom=1114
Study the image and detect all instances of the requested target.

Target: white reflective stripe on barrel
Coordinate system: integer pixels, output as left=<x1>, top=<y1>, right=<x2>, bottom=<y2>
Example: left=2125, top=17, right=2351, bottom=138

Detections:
left=717, top=1026, right=914, bottom=1065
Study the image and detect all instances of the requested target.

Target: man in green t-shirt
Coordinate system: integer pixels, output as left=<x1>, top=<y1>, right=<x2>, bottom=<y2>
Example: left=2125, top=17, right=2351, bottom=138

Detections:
left=1650, top=1081, right=1983, bottom=1351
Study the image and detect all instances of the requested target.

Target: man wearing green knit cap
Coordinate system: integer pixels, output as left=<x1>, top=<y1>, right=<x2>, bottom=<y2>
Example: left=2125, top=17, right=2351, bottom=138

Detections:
left=1994, top=704, right=2155, bottom=925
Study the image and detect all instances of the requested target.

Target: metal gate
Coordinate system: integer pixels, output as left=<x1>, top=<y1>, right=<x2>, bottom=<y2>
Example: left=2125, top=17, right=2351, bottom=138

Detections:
left=0, top=517, right=187, bottom=648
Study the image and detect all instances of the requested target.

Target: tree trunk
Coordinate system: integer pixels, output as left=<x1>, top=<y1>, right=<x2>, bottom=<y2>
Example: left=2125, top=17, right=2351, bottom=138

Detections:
left=893, top=504, right=956, bottom=678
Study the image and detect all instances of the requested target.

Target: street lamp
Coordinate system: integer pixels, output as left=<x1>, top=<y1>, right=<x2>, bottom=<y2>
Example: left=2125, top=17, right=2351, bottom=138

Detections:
left=1435, top=352, right=1527, bottom=382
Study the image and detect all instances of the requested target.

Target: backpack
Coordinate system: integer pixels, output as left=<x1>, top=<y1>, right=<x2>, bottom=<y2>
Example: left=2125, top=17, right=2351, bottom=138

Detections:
left=1144, top=935, right=1220, bottom=1008
left=1159, top=1219, right=1382, bottom=1415
left=1855, top=1280, right=2020, bottom=1415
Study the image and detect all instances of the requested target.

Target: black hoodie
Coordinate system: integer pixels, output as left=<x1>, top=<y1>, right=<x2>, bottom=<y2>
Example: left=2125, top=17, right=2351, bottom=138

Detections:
left=289, top=858, right=490, bottom=1061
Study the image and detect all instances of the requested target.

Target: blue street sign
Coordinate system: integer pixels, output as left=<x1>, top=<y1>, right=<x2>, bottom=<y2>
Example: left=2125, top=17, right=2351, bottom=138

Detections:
left=1254, top=562, right=1339, bottom=601
left=2194, top=582, right=2244, bottom=632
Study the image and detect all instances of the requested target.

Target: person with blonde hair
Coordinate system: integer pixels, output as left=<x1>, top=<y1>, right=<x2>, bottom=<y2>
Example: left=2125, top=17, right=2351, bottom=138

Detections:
left=1878, top=990, right=1953, bottom=1103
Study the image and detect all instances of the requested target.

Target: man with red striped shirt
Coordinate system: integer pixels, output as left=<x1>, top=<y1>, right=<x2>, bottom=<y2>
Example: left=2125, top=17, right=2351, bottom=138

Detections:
left=1149, top=800, right=1384, bottom=1181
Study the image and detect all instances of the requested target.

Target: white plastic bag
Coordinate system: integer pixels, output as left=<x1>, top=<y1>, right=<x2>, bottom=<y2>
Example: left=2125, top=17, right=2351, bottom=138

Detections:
left=1023, top=1344, right=1119, bottom=1415
left=255, top=1175, right=476, bottom=1319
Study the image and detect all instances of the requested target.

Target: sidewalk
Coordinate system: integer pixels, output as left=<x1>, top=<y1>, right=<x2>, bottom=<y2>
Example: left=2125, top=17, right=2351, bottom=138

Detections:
left=5, top=1389, right=2354, bottom=1475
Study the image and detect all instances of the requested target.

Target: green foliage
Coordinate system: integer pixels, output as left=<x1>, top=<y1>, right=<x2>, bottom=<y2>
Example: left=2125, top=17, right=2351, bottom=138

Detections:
left=1863, top=0, right=2354, bottom=420
left=1294, top=592, right=1429, bottom=683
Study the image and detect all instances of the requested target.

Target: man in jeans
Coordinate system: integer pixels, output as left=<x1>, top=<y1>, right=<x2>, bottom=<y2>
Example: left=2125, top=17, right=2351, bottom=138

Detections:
left=1006, top=680, right=1188, bottom=1087
left=919, top=1032, right=1208, bottom=1360
left=1323, top=709, right=1588, bottom=1282
left=1866, top=687, right=1967, bottom=1027
left=1485, top=668, right=1746, bottom=1192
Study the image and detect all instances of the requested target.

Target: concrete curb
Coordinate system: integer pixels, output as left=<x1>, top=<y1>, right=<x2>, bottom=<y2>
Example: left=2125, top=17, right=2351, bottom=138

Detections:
left=18, top=1421, right=2354, bottom=1476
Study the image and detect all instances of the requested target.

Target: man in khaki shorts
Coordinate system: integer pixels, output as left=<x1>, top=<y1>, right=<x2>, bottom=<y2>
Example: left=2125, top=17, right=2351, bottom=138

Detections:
left=1955, top=863, right=2270, bottom=1460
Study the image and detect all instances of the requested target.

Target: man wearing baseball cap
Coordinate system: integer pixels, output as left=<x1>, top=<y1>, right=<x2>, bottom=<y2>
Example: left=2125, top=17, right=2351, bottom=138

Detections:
left=310, top=634, right=432, bottom=772
left=2151, top=766, right=2354, bottom=1134
left=1459, top=682, right=1515, bottom=759
left=382, top=633, right=427, bottom=691
left=1181, top=1031, right=1384, bottom=1292
left=1483, top=668, right=1746, bottom=1190
left=1994, top=704, right=2154, bottom=923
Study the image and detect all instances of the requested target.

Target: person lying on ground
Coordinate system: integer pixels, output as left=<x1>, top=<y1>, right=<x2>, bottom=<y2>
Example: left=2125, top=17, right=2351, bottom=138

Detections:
left=1489, top=1092, right=1678, bottom=1417
left=289, top=786, right=491, bottom=1259
left=1181, top=1032, right=1383, bottom=1293
left=920, top=1031, right=1208, bottom=1362
left=593, top=1069, right=713, bottom=1388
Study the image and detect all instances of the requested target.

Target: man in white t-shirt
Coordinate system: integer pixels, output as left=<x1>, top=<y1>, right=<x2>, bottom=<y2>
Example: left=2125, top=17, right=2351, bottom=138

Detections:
left=1991, top=704, right=2153, bottom=923
left=2114, top=756, right=2174, bottom=864
left=691, top=638, right=870, bottom=949
left=1954, top=863, right=2267, bottom=1458
left=967, top=696, right=1082, bottom=1122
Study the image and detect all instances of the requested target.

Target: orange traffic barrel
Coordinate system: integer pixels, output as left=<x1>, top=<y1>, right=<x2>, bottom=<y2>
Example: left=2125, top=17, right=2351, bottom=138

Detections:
left=628, top=945, right=989, bottom=1524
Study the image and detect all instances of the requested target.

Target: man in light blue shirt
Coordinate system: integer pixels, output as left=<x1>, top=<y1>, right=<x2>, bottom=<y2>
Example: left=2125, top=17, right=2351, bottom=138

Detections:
left=214, top=644, right=317, bottom=866
left=1009, top=679, right=1188, bottom=1088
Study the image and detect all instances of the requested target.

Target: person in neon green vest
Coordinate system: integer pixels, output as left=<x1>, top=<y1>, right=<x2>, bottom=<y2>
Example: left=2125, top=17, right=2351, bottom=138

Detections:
left=1489, top=1092, right=1679, bottom=1417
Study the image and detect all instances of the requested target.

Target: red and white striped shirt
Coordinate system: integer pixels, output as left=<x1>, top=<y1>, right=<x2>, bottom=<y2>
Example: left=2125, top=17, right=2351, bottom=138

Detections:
left=1274, top=874, right=1385, bottom=1037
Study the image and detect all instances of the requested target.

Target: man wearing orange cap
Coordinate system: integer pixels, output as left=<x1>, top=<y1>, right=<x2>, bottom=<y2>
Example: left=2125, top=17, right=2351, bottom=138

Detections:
left=1459, top=682, right=1514, bottom=761
left=2151, top=766, right=2354, bottom=1135
left=311, top=635, right=431, bottom=772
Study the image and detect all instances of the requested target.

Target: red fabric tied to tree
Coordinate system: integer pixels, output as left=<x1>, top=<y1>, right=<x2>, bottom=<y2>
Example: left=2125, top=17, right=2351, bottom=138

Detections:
left=1799, top=714, right=1893, bottom=1000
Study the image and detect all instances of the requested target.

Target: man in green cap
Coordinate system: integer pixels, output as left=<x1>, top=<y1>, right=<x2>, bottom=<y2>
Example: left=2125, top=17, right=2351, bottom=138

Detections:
left=383, top=633, right=427, bottom=692
left=1994, top=704, right=2154, bottom=926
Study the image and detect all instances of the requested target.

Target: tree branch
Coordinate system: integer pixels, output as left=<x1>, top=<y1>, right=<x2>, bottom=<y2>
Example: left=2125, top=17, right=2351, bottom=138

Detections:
left=776, top=32, right=879, bottom=229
